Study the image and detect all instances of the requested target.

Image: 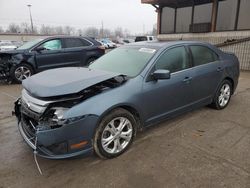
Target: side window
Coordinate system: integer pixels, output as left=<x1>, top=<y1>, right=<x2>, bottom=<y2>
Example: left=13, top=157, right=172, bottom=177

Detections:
left=81, top=39, right=92, bottom=46
left=155, top=46, right=189, bottom=73
left=41, top=39, right=62, bottom=50
left=64, top=38, right=85, bottom=48
left=190, top=45, right=218, bottom=66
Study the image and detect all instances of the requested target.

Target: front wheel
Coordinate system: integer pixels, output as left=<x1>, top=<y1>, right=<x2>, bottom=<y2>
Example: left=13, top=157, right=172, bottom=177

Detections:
left=94, top=108, right=136, bottom=159
left=10, top=63, right=33, bottom=84
left=211, top=80, right=232, bottom=110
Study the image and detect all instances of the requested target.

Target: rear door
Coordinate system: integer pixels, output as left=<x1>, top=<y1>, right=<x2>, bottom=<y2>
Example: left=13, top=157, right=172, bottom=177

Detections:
left=35, top=38, right=65, bottom=71
left=142, top=45, right=195, bottom=124
left=62, top=38, right=92, bottom=67
left=189, top=45, right=223, bottom=103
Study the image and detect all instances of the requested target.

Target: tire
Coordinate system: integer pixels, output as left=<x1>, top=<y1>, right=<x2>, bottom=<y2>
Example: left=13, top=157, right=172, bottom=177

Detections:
left=86, top=57, right=96, bottom=65
left=94, top=108, right=137, bottom=159
left=10, top=63, right=34, bottom=84
left=210, top=80, right=233, bottom=110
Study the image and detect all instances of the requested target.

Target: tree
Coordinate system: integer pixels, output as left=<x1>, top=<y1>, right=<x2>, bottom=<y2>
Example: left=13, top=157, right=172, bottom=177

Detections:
left=20, top=22, right=31, bottom=34
left=123, top=29, right=130, bottom=38
left=114, top=27, right=124, bottom=38
left=77, top=29, right=84, bottom=36
left=63, top=26, right=74, bottom=35
left=84, top=27, right=99, bottom=38
left=152, top=23, right=157, bottom=36
left=7, top=23, right=21, bottom=33
left=40, top=25, right=54, bottom=35
left=54, top=26, right=64, bottom=35
left=0, top=26, right=4, bottom=33
left=102, top=28, right=112, bottom=38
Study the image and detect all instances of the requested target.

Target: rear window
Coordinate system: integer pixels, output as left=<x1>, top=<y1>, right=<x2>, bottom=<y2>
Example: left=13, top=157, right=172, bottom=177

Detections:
left=190, top=45, right=218, bottom=66
left=81, top=39, right=92, bottom=46
left=64, top=38, right=89, bottom=48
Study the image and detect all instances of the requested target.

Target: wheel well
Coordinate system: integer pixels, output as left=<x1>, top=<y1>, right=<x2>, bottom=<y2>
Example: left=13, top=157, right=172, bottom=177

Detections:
left=224, top=77, right=234, bottom=92
left=87, top=56, right=97, bottom=61
left=86, top=56, right=98, bottom=65
left=102, top=105, right=142, bottom=130
left=19, top=61, right=35, bottom=72
left=119, top=106, right=142, bottom=130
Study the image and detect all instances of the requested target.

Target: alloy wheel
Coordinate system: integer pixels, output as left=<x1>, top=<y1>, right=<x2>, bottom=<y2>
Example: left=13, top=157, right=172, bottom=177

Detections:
left=218, top=83, right=231, bottom=107
left=101, top=117, right=133, bottom=154
left=14, top=66, right=31, bottom=81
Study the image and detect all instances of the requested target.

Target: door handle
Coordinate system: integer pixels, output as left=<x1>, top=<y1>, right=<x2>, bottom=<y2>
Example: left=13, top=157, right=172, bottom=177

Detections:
left=217, top=67, right=223, bottom=72
left=183, top=77, right=192, bottom=83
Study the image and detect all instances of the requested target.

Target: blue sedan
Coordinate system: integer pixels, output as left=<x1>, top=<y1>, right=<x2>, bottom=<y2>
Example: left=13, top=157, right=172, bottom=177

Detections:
left=14, top=41, right=239, bottom=159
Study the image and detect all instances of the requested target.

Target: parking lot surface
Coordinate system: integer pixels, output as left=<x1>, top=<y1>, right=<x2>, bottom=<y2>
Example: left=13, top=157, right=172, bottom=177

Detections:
left=0, top=72, right=250, bottom=188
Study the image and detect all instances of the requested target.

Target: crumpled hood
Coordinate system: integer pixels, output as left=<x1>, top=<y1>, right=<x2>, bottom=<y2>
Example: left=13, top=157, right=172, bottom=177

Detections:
left=22, top=67, right=121, bottom=98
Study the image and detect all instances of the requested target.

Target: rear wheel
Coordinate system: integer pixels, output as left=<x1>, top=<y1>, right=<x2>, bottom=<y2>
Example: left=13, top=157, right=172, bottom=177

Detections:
left=10, top=63, right=34, bottom=84
left=211, top=80, right=232, bottom=110
left=94, top=108, right=136, bottom=159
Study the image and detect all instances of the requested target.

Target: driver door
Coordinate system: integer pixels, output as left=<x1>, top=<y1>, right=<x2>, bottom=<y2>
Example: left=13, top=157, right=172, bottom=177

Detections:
left=35, top=38, right=65, bottom=71
left=142, top=46, right=195, bottom=125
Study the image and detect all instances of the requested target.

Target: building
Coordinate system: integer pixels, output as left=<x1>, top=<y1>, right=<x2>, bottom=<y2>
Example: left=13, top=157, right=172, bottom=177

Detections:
left=0, top=33, right=54, bottom=42
left=142, top=0, right=250, bottom=70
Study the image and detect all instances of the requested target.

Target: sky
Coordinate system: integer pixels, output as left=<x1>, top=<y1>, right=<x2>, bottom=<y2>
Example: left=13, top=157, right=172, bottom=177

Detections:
left=0, top=0, right=157, bottom=34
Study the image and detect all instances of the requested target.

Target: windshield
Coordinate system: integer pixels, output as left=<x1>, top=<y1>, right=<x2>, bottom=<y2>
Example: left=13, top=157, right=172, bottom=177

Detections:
left=17, top=39, right=43, bottom=50
left=89, top=47, right=156, bottom=77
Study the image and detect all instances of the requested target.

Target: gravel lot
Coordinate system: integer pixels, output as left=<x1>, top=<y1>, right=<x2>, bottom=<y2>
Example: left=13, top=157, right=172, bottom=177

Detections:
left=0, top=72, right=250, bottom=188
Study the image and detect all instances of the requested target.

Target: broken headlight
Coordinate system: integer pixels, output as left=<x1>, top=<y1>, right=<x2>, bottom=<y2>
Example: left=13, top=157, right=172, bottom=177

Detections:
left=50, top=107, right=86, bottom=125
left=50, top=107, right=69, bottom=125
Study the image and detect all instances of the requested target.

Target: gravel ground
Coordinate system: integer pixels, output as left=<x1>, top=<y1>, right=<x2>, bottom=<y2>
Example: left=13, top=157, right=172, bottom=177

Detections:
left=0, top=72, right=250, bottom=188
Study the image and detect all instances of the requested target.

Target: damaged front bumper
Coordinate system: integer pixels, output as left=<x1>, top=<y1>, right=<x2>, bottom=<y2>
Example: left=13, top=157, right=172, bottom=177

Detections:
left=14, top=98, right=99, bottom=159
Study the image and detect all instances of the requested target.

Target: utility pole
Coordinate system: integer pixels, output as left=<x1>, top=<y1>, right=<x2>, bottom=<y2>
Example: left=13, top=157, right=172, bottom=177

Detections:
left=101, top=21, right=104, bottom=38
left=27, top=4, right=34, bottom=33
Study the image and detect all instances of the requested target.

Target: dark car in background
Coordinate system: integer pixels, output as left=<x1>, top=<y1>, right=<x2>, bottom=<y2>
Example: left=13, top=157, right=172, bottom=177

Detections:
left=14, top=41, right=239, bottom=159
left=0, top=36, right=105, bottom=83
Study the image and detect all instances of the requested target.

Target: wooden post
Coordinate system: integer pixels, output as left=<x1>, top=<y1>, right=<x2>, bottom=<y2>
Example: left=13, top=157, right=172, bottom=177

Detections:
left=157, top=7, right=162, bottom=35
left=191, top=1, right=195, bottom=32
left=211, top=0, right=218, bottom=32
left=235, top=0, right=241, bottom=30
left=174, top=8, right=177, bottom=33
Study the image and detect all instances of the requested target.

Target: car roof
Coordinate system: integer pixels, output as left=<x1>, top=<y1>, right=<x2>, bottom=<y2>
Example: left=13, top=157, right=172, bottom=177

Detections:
left=40, top=35, right=100, bottom=45
left=126, top=40, right=214, bottom=50
left=41, top=35, right=93, bottom=40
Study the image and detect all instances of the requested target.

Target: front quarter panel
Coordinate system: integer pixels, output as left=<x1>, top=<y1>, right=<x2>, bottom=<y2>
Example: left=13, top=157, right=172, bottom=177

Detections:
left=8, top=51, right=35, bottom=70
left=63, top=76, right=144, bottom=124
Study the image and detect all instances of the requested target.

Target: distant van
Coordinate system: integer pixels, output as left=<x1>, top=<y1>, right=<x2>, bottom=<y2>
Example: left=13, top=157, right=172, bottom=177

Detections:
left=135, top=36, right=156, bottom=42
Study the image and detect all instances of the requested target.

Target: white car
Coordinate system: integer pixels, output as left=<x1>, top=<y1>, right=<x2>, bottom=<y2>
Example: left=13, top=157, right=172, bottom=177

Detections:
left=100, top=39, right=116, bottom=48
left=0, top=45, right=17, bottom=51
left=98, top=41, right=109, bottom=49
left=0, top=41, right=18, bottom=51
left=135, top=36, right=156, bottom=42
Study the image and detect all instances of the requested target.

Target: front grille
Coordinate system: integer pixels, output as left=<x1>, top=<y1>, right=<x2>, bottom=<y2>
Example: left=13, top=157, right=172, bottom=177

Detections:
left=21, top=101, right=41, bottom=121
left=21, top=89, right=51, bottom=114
left=21, top=114, right=38, bottom=144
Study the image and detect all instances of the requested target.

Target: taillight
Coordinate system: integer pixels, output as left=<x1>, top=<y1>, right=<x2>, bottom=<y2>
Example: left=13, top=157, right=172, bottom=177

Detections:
left=98, top=45, right=106, bottom=50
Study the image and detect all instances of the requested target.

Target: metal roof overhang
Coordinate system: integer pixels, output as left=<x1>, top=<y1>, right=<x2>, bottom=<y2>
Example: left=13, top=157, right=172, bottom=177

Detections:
left=141, top=0, right=225, bottom=8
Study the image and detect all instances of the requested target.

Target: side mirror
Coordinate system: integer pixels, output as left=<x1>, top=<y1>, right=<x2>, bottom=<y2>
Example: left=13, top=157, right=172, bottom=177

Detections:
left=152, top=69, right=170, bottom=80
left=35, top=46, right=46, bottom=52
